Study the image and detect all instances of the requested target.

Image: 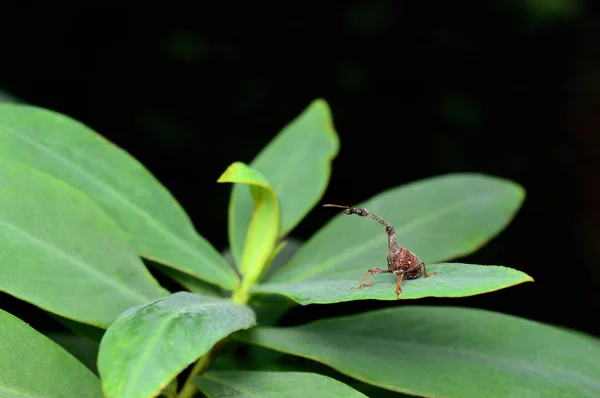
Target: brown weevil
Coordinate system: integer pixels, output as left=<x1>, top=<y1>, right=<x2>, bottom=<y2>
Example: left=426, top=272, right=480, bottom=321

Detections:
left=323, top=203, right=435, bottom=299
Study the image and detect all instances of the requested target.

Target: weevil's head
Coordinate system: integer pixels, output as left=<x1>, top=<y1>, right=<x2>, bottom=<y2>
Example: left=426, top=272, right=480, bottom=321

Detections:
left=343, top=207, right=369, bottom=217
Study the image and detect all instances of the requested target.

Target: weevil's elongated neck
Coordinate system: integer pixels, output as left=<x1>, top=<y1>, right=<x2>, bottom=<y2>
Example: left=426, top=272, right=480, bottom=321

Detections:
left=364, top=210, right=391, bottom=230
left=386, top=226, right=400, bottom=253
left=364, top=210, right=400, bottom=253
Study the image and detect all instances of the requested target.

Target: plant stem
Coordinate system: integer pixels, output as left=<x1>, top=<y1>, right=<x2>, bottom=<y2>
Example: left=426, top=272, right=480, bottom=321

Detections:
left=177, top=354, right=210, bottom=398
left=231, top=288, right=250, bottom=304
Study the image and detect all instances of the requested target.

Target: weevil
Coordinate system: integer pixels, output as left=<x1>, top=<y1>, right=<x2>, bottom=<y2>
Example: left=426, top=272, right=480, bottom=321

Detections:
left=323, top=203, right=435, bottom=299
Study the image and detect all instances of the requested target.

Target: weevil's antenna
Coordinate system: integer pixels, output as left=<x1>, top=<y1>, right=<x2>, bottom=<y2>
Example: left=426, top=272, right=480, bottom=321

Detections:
left=322, top=203, right=351, bottom=215
left=322, top=204, right=349, bottom=209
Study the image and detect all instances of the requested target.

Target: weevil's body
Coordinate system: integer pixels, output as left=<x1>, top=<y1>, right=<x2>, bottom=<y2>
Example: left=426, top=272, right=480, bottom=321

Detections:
left=323, top=204, right=434, bottom=299
left=385, top=226, right=423, bottom=279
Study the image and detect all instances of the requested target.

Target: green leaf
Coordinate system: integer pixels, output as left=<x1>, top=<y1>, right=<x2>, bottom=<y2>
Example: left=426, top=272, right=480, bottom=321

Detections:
left=268, top=173, right=525, bottom=284
left=195, top=371, right=367, bottom=398
left=97, top=292, right=256, bottom=398
left=0, top=159, right=167, bottom=327
left=0, top=308, right=103, bottom=397
left=238, top=306, right=600, bottom=397
left=228, top=99, right=339, bottom=266
left=0, top=103, right=238, bottom=290
left=252, top=262, right=533, bottom=304
left=219, top=162, right=279, bottom=288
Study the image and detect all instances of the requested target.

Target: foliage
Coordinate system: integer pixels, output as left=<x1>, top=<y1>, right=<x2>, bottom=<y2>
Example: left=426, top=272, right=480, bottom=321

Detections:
left=0, top=99, right=595, bottom=398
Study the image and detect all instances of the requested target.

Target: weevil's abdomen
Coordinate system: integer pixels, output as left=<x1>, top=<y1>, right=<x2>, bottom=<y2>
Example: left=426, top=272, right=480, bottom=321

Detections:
left=405, top=262, right=423, bottom=279
left=392, top=247, right=424, bottom=279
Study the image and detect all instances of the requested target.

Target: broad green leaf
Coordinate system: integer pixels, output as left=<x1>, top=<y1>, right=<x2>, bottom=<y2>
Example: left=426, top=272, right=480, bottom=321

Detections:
left=252, top=262, right=532, bottom=304
left=269, top=173, right=525, bottom=284
left=0, top=308, right=103, bottom=397
left=195, top=371, right=367, bottom=398
left=228, top=99, right=339, bottom=266
left=0, top=104, right=238, bottom=290
left=97, top=291, right=256, bottom=398
left=0, top=159, right=167, bottom=327
left=219, top=162, right=279, bottom=288
left=238, top=306, right=600, bottom=398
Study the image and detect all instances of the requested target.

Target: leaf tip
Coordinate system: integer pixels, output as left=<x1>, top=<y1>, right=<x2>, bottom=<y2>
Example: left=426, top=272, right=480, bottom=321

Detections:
left=310, top=98, right=340, bottom=152
left=515, top=183, right=527, bottom=205
left=500, top=267, right=535, bottom=287
left=499, top=176, right=527, bottom=208
left=310, top=97, right=330, bottom=111
left=217, top=161, right=247, bottom=183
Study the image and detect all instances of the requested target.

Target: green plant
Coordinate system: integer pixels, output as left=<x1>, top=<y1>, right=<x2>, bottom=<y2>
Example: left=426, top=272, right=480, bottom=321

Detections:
left=0, top=99, right=597, bottom=398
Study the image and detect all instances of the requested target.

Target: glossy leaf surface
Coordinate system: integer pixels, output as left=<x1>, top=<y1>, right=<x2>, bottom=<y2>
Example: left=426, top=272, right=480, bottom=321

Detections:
left=98, top=292, right=256, bottom=398
left=252, top=262, right=533, bottom=304
left=0, top=159, right=167, bottom=327
left=228, top=99, right=339, bottom=266
left=0, top=104, right=238, bottom=289
left=0, top=308, right=103, bottom=397
left=238, top=306, right=600, bottom=397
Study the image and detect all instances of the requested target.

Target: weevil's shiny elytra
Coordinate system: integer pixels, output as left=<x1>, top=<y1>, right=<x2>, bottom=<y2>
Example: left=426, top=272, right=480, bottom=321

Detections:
left=323, top=203, right=435, bottom=299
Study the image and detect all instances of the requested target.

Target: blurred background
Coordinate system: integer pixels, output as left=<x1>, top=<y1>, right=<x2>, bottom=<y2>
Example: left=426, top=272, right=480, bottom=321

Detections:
left=1, top=1, right=598, bottom=341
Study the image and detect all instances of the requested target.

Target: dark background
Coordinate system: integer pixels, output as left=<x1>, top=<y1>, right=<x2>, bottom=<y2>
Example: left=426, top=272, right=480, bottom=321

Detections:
left=1, top=2, right=599, bottom=340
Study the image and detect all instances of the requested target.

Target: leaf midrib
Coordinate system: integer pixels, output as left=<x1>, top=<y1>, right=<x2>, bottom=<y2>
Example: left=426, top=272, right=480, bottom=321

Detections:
left=119, top=300, right=249, bottom=395
left=1, top=127, right=233, bottom=281
left=271, top=194, right=498, bottom=282
left=0, top=219, right=152, bottom=303
left=0, top=385, right=34, bottom=397
left=121, top=307, right=190, bottom=396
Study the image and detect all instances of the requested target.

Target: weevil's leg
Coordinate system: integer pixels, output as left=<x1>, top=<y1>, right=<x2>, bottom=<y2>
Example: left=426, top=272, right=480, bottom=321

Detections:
left=351, top=267, right=386, bottom=291
left=422, top=262, right=435, bottom=278
left=393, top=271, right=405, bottom=299
left=405, top=262, right=436, bottom=278
left=351, top=270, right=370, bottom=291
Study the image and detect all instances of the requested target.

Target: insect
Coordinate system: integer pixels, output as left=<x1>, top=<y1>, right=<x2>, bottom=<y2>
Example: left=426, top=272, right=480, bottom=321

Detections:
left=323, top=203, right=435, bottom=299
